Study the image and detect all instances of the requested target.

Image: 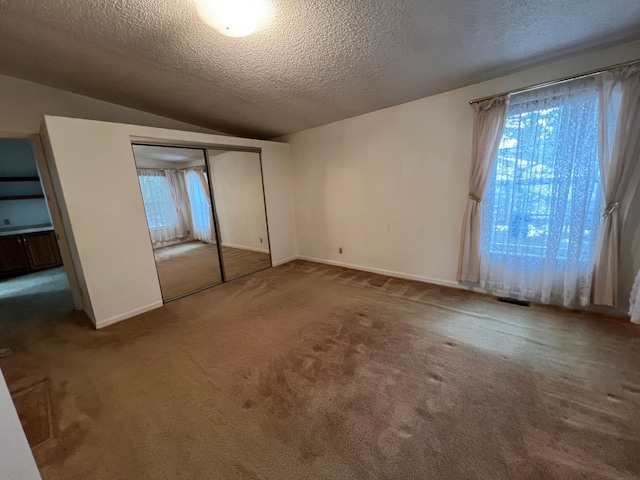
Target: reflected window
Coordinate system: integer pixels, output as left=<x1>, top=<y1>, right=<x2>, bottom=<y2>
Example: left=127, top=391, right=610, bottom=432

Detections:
left=138, top=172, right=181, bottom=231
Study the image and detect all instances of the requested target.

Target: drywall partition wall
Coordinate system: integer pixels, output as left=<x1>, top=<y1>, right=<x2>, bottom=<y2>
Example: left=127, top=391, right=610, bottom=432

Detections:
left=0, top=73, right=222, bottom=136
left=33, top=129, right=85, bottom=312
left=284, top=39, right=640, bottom=312
left=42, top=116, right=296, bottom=328
left=39, top=124, right=97, bottom=321
left=210, top=151, right=270, bottom=253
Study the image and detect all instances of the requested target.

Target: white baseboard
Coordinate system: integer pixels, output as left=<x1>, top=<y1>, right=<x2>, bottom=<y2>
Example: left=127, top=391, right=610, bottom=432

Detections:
left=273, top=255, right=299, bottom=267
left=222, top=242, right=270, bottom=254
left=295, top=256, right=626, bottom=317
left=95, top=301, right=164, bottom=330
left=295, top=255, right=462, bottom=290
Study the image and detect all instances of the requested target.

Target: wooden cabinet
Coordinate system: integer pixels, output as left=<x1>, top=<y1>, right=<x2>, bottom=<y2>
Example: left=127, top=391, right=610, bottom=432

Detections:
left=0, top=230, right=62, bottom=275
left=0, top=236, right=30, bottom=273
left=24, top=231, right=62, bottom=270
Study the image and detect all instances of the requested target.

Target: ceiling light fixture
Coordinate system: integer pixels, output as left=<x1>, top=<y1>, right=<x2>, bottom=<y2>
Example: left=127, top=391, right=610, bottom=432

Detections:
left=195, top=0, right=270, bottom=38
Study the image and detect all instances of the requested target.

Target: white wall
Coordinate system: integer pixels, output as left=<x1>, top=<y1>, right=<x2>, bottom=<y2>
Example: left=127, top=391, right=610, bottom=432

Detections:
left=42, top=116, right=296, bottom=328
left=210, top=151, right=269, bottom=253
left=284, top=39, right=640, bottom=313
left=0, top=73, right=221, bottom=136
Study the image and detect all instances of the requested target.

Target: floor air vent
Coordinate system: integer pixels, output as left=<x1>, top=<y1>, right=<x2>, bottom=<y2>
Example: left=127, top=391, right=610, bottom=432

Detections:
left=497, top=297, right=530, bottom=307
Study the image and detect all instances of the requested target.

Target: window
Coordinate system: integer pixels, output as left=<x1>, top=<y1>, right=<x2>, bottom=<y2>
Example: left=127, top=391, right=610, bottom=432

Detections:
left=480, top=81, right=605, bottom=306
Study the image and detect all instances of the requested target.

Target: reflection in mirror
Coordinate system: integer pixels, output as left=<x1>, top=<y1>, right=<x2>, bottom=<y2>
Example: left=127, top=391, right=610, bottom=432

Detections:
left=209, top=150, right=271, bottom=281
left=132, top=145, right=223, bottom=301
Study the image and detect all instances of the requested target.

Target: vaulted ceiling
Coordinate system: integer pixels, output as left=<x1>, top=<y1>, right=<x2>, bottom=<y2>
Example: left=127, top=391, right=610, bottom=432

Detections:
left=1, top=1, right=640, bottom=139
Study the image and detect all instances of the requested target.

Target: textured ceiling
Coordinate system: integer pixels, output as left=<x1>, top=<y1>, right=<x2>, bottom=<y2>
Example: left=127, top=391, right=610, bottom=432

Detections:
left=1, top=1, right=640, bottom=139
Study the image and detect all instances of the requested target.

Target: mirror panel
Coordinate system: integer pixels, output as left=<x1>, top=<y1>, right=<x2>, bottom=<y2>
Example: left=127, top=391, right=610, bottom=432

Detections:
left=132, top=145, right=223, bottom=301
left=208, top=150, right=271, bottom=281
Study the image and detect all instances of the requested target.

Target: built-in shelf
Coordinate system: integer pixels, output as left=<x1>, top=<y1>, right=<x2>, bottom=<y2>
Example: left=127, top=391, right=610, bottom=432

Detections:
left=0, top=176, right=40, bottom=182
left=0, top=194, right=45, bottom=201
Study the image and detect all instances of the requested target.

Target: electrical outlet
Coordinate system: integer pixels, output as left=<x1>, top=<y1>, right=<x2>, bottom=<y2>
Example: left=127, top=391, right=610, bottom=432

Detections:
left=339, top=247, right=343, bottom=254
left=3, top=219, right=9, bottom=226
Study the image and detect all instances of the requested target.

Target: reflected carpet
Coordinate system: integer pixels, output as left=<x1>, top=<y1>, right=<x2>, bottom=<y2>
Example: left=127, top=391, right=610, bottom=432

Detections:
left=154, top=241, right=271, bottom=299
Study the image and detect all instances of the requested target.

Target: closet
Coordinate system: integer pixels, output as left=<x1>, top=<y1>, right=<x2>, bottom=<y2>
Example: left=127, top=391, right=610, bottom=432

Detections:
left=131, top=144, right=270, bottom=301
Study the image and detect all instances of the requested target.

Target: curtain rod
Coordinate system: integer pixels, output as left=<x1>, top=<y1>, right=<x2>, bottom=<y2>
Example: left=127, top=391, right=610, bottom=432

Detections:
left=468, top=57, right=640, bottom=105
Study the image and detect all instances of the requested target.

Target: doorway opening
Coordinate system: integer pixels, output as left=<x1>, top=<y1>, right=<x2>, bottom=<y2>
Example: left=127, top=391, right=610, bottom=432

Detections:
left=0, top=138, right=75, bottom=352
left=131, top=143, right=271, bottom=302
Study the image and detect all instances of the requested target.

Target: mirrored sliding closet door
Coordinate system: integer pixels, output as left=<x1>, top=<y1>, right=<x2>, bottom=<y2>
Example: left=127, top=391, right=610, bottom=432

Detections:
left=132, top=145, right=223, bottom=301
left=208, top=149, right=271, bottom=281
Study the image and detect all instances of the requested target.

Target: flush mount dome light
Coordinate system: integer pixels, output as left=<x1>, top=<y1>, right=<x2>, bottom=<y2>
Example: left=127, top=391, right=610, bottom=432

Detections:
left=195, top=0, right=269, bottom=37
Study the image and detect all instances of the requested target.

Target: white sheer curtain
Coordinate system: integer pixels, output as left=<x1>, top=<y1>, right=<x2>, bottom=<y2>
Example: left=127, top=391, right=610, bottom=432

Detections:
left=479, top=79, right=603, bottom=307
left=457, top=96, right=509, bottom=283
left=592, top=65, right=640, bottom=306
left=138, top=169, right=185, bottom=246
left=165, top=169, right=193, bottom=239
left=186, top=168, right=216, bottom=243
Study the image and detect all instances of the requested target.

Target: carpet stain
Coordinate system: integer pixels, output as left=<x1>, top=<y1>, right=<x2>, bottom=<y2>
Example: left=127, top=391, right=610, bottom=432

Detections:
left=11, top=379, right=52, bottom=448
left=233, top=463, right=262, bottom=479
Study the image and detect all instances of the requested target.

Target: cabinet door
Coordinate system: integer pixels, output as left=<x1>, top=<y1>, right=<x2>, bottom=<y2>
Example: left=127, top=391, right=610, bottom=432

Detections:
left=0, top=236, right=30, bottom=273
left=24, top=231, right=62, bottom=270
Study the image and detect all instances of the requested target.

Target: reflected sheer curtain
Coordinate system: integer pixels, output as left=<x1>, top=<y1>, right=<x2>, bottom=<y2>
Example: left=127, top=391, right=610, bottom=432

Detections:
left=592, top=65, right=640, bottom=306
left=186, top=168, right=216, bottom=243
left=479, top=79, right=603, bottom=307
left=138, top=169, right=185, bottom=246
left=457, top=96, right=509, bottom=283
left=165, top=169, right=193, bottom=240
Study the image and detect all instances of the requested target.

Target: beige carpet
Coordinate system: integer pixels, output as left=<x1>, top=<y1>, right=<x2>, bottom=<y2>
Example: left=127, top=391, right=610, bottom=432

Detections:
left=154, top=241, right=271, bottom=299
left=1, top=261, right=640, bottom=479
